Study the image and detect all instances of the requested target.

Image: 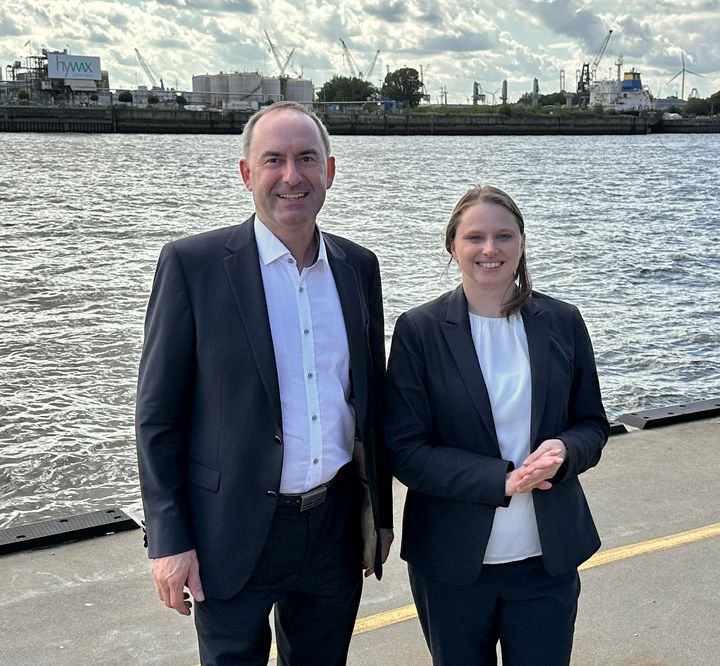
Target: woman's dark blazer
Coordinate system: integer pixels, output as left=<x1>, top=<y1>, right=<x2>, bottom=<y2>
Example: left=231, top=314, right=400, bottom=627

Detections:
left=384, top=286, right=609, bottom=585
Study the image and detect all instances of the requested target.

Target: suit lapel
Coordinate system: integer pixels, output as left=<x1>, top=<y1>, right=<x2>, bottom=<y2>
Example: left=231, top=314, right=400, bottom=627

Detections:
left=521, top=298, right=550, bottom=449
left=223, top=216, right=282, bottom=431
left=440, top=286, right=499, bottom=447
left=325, top=235, right=368, bottom=427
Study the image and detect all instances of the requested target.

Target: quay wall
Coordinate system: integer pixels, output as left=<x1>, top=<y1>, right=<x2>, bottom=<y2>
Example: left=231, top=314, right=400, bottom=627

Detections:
left=1, top=105, right=719, bottom=135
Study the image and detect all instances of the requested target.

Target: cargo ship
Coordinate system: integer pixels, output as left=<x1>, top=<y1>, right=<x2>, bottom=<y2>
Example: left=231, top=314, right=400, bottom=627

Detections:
left=590, top=65, right=655, bottom=112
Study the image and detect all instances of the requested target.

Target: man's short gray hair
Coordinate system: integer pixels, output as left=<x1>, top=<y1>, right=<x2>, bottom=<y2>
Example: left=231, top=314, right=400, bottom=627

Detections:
left=241, top=102, right=332, bottom=160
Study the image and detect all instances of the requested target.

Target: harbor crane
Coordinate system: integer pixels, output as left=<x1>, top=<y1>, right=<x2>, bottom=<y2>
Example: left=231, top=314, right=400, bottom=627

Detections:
left=576, top=29, right=612, bottom=107
left=134, top=48, right=164, bottom=90
left=264, top=30, right=295, bottom=78
left=339, top=38, right=380, bottom=80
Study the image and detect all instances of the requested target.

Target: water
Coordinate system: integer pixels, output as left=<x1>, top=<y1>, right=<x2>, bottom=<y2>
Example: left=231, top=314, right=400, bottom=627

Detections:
left=1, top=132, right=719, bottom=528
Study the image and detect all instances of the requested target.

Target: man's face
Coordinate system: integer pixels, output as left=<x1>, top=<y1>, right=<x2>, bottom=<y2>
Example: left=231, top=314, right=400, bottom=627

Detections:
left=239, top=109, right=335, bottom=238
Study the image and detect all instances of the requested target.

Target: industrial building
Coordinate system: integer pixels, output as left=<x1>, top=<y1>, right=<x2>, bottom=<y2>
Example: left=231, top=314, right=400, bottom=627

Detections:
left=1, top=49, right=111, bottom=105
left=191, top=72, right=314, bottom=109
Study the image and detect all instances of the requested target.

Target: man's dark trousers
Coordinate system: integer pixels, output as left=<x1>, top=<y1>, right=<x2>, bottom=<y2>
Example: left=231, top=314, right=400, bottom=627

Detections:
left=194, top=463, right=363, bottom=665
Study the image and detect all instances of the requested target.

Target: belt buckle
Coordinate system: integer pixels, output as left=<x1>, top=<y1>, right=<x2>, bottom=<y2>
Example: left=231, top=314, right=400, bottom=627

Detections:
left=300, top=485, right=327, bottom=511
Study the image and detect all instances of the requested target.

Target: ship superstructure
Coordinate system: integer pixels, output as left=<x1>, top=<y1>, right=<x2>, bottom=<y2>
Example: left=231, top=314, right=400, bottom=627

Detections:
left=590, top=60, right=655, bottom=112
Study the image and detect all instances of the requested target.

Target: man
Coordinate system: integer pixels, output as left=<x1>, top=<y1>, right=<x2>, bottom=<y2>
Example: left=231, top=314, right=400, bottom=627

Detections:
left=136, top=101, right=393, bottom=665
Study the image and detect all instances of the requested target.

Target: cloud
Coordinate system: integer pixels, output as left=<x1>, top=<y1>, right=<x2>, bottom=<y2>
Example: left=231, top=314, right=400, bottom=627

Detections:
left=516, top=0, right=607, bottom=51
left=420, top=28, right=498, bottom=54
left=154, top=0, right=257, bottom=11
left=363, top=0, right=407, bottom=23
left=0, top=0, right=717, bottom=103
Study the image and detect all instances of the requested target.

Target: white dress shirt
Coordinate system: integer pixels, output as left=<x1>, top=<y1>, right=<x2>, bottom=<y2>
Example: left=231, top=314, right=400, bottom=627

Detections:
left=469, top=312, right=542, bottom=564
left=255, top=218, right=355, bottom=494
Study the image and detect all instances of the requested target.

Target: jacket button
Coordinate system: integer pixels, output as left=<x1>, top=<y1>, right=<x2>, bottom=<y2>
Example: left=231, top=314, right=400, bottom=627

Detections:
left=266, top=490, right=277, bottom=497
left=274, top=434, right=282, bottom=444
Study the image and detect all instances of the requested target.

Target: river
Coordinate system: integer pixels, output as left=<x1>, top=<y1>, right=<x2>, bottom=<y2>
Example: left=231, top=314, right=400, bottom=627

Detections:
left=1, top=132, right=718, bottom=527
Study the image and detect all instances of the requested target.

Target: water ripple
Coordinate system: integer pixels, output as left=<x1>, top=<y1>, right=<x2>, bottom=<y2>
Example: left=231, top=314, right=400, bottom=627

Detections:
left=1, top=132, right=719, bottom=526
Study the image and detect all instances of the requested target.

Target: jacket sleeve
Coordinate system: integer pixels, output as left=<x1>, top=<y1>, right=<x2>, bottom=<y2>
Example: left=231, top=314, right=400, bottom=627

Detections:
left=367, top=254, right=395, bottom=528
left=553, top=306, right=609, bottom=482
left=384, top=312, right=512, bottom=508
left=135, top=244, right=196, bottom=558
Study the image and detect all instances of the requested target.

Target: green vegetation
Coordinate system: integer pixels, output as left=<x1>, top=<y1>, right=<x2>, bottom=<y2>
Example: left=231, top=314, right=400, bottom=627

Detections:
left=17, top=90, right=29, bottom=100
left=147, top=94, right=159, bottom=105
left=317, top=76, right=377, bottom=102
left=684, top=90, right=720, bottom=116
left=175, top=95, right=188, bottom=106
left=381, top=67, right=423, bottom=108
left=516, top=91, right=577, bottom=106
left=117, top=91, right=133, bottom=103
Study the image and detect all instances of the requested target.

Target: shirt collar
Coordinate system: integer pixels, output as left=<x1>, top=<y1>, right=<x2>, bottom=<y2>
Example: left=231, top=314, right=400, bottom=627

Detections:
left=254, top=216, right=328, bottom=268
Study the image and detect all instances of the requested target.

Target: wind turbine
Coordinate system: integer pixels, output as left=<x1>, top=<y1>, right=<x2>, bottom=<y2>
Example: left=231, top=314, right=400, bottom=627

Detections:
left=666, top=51, right=703, bottom=101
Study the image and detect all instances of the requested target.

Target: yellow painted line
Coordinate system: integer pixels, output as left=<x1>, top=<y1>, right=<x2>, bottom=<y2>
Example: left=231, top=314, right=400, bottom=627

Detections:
left=268, top=605, right=418, bottom=659
left=579, top=521, right=720, bottom=570
left=224, top=522, right=720, bottom=663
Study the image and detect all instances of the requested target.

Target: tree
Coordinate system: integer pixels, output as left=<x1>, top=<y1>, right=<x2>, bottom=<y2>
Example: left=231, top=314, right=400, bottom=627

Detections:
left=148, top=94, right=160, bottom=105
left=17, top=90, right=29, bottom=100
left=317, top=76, right=377, bottom=102
left=381, top=67, right=423, bottom=108
left=175, top=95, right=188, bottom=106
left=684, top=97, right=710, bottom=116
left=117, top=91, right=133, bottom=103
left=710, top=90, right=720, bottom=115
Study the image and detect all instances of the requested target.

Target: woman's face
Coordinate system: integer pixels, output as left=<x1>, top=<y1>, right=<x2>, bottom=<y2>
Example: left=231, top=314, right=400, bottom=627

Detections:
left=451, top=202, right=524, bottom=295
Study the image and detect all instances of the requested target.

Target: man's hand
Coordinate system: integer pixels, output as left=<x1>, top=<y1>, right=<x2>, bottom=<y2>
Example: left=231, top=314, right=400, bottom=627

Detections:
left=152, top=548, right=205, bottom=616
left=505, top=439, right=567, bottom=496
left=364, top=528, right=394, bottom=578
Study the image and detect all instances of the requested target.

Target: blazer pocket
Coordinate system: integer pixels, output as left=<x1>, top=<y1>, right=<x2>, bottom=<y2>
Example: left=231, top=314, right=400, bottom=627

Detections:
left=187, top=460, right=221, bottom=492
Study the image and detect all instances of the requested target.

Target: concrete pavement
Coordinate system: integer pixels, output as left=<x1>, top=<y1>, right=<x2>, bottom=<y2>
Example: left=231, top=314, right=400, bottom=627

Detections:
left=2, top=416, right=718, bottom=665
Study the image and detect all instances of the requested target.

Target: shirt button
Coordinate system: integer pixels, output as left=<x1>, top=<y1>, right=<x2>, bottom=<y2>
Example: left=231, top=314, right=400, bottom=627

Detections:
left=313, top=458, right=319, bottom=465
left=304, top=329, right=310, bottom=335
left=307, top=372, right=313, bottom=379
left=299, top=286, right=304, bottom=293
left=287, top=258, right=293, bottom=264
left=311, top=415, right=317, bottom=421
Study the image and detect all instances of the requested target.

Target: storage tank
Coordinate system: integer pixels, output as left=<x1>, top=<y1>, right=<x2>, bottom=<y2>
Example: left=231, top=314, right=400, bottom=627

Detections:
left=228, top=72, right=262, bottom=104
left=261, top=76, right=282, bottom=103
left=192, top=74, right=211, bottom=104
left=282, top=78, right=314, bottom=104
left=209, top=72, right=229, bottom=106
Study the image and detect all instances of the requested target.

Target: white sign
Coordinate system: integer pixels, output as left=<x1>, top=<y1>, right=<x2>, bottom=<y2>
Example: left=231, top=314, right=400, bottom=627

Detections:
left=47, top=53, right=102, bottom=81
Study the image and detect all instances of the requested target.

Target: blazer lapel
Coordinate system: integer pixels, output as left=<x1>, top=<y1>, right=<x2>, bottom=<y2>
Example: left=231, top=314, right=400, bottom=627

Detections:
left=325, top=235, right=368, bottom=428
left=223, top=216, right=282, bottom=430
left=440, top=285, right=499, bottom=447
left=521, top=297, right=550, bottom=449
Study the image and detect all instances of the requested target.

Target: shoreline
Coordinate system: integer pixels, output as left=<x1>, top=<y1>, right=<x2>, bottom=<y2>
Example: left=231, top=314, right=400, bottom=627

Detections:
left=2, top=105, right=719, bottom=135
left=2, top=397, right=718, bottom=551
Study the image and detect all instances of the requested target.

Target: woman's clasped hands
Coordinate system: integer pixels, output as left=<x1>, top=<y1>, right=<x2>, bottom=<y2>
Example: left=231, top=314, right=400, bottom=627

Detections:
left=505, top=438, right=567, bottom=496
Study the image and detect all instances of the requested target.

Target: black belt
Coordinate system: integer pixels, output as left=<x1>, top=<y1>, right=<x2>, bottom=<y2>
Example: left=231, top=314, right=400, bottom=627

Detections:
left=276, top=475, right=337, bottom=511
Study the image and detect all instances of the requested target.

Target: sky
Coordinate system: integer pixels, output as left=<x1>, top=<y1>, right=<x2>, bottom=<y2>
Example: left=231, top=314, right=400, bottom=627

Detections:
left=1, top=0, right=718, bottom=103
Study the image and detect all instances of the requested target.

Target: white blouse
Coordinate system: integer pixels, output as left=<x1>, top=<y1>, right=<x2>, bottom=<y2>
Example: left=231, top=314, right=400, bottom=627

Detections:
left=469, top=312, right=542, bottom=564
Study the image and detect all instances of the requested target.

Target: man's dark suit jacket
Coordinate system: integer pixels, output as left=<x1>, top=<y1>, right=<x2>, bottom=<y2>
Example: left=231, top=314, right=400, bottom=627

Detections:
left=385, top=285, right=609, bottom=585
left=136, top=216, right=392, bottom=599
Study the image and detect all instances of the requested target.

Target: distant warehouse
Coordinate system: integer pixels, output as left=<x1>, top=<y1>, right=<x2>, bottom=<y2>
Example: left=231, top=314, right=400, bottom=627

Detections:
left=192, top=72, right=314, bottom=110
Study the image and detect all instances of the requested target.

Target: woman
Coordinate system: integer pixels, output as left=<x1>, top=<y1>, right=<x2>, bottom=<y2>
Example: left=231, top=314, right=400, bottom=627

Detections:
left=385, top=185, right=608, bottom=665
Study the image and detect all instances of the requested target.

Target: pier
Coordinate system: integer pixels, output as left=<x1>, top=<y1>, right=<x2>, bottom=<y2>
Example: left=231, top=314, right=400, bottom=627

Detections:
left=1, top=404, right=718, bottom=665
